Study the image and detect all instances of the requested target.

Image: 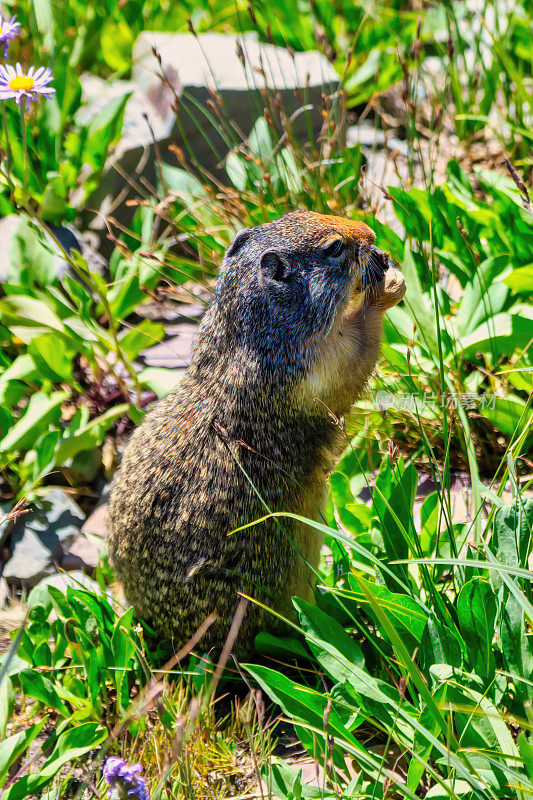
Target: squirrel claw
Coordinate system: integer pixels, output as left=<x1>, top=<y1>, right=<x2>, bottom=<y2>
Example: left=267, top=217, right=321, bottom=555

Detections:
left=369, top=267, right=406, bottom=311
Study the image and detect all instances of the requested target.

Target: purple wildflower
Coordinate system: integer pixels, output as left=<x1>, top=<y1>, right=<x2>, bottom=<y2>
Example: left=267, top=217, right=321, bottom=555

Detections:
left=0, top=62, right=55, bottom=112
left=103, top=757, right=150, bottom=800
left=0, top=15, right=20, bottom=58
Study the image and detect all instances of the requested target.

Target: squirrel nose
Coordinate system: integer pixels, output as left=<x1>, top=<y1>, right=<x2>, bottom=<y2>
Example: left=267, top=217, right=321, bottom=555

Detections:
left=361, top=245, right=391, bottom=288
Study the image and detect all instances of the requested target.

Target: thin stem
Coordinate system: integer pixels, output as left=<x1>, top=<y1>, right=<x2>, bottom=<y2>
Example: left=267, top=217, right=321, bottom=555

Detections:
left=1, top=100, right=11, bottom=177
left=19, top=101, right=28, bottom=194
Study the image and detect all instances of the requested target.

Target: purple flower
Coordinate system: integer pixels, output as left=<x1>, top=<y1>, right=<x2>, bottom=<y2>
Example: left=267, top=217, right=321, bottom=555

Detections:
left=103, top=757, right=150, bottom=800
left=0, top=62, right=55, bottom=112
left=0, top=15, right=20, bottom=57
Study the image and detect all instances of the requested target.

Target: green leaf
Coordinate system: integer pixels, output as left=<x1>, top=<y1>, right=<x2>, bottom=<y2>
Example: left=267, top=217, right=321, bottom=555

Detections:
left=518, top=731, right=533, bottom=782
left=28, top=334, right=75, bottom=382
left=398, top=248, right=438, bottom=356
left=32, top=429, right=60, bottom=481
left=9, top=219, right=57, bottom=286
left=112, top=606, right=135, bottom=711
left=407, top=683, right=447, bottom=793
left=32, top=0, right=55, bottom=51
left=160, top=164, right=208, bottom=203
left=0, top=718, right=48, bottom=786
left=504, top=265, right=533, bottom=293
left=107, top=275, right=143, bottom=321
left=254, top=632, right=309, bottom=660
left=490, top=499, right=533, bottom=573
left=119, top=320, right=165, bottom=360
left=0, top=354, right=38, bottom=385
left=244, top=664, right=352, bottom=770
left=0, top=678, right=14, bottom=738
left=101, top=19, right=135, bottom=72
left=137, top=367, right=178, bottom=398
left=0, top=296, right=65, bottom=340
left=373, top=459, right=418, bottom=591
left=19, top=670, right=69, bottom=716
left=0, top=391, right=68, bottom=453
left=359, top=581, right=428, bottom=643
left=456, top=578, right=497, bottom=681
left=55, top=404, right=129, bottom=464
left=458, top=312, right=533, bottom=357
left=2, top=723, right=107, bottom=800
left=294, top=598, right=365, bottom=676
left=82, top=92, right=130, bottom=173
left=454, top=256, right=510, bottom=338
left=481, top=396, right=533, bottom=437
left=419, top=613, right=463, bottom=674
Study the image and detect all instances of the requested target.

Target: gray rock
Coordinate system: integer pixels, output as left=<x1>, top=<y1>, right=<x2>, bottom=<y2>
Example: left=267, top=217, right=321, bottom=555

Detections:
left=136, top=299, right=206, bottom=323
left=81, top=31, right=342, bottom=232
left=62, top=533, right=106, bottom=573
left=346, top=123, right=408, bottom=156
left=0, top=215, right=105, bottom=285
left=138, top=322, right=196, bottom=369
left=81, top=486, right=111, bottom=540
left=3, top=490, right=85, bottom=588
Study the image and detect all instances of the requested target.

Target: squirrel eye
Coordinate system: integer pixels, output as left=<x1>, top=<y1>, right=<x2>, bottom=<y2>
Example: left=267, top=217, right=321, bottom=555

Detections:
left=322, top=238, right=345, bottom=258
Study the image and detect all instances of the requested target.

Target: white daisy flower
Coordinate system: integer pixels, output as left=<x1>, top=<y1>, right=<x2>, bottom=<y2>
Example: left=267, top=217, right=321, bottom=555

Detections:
left=0, top=62, right=55, bottom=112
left=0, top=14, right=21, bottom=57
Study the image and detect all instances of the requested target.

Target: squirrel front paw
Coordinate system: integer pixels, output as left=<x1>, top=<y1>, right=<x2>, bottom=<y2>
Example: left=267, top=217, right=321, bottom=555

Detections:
left=367, top=267, right=406, bottom=312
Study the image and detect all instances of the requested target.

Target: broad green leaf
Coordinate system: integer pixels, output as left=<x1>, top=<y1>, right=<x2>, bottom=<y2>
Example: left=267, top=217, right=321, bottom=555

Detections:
left=0, top=354, right=39, bottom=384
left=19, top=670, right=69, bottom=716
left=457, top=578, right=497, bottom=681
left=2, top=723, right=107, bottom=800
left=0, top=296, right=65, bottom=335
left=0, top=718, right=48, bottom=785
left=358, top=581, right=428, bottom=643
left=419, top=613, right=463, bottom=675
left=0, top=678, right=14, bottom=738
left=55, top=404, right=129, bottom=464
left=0, top=391, right=68, bottom=453
left=481, top=396, right=533, bottom=437
left=407, top=683, right=447, bottom=792
left=399, top=248, right=438, bottom=355
left=294, top=598, right=365, bottom=675
left=244, top=664, right=353, bottom=770
left=454, top=256, right=510, bottom=338
left=161, top=163, right=208, bottom=202
left=458, top=312, right=533, bottom=357
left=504, top=265, right=533, bottom=293
left=28, top=333, right=75, bottom=382
left=9, top=218, right=57, bottom=286
left=119, top=320, right=165, bottom=361
left=137, top=367, right=178, bottom=398
left=100, top=19, right=135, bottom=72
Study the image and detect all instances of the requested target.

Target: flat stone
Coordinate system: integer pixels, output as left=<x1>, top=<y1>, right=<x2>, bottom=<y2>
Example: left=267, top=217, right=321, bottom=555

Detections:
left=347, top=122, right=408, bottom=156
left=136, top=299, right=206, bottom=323
left=81, top=486, right=112, bottom=542
left=3, top=490, right=85, bottom=588
left=81, top=31, right=342, bottom=234
left=62, top=533, right=106, bottom=573
left=139, top=323, right=196, bottom=369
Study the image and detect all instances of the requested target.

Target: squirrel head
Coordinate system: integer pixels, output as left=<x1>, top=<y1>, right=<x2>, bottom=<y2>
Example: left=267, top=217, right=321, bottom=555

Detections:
left=197, top=211, right=392, bottom=382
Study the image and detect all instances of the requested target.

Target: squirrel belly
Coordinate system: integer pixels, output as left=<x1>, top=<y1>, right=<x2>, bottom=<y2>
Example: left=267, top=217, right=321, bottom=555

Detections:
left=107, top=211, right=406, bottom=656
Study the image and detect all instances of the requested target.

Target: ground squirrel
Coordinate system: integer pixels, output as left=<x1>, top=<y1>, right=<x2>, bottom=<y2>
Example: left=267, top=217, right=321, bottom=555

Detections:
left=108, top=211, right=406, bottom=655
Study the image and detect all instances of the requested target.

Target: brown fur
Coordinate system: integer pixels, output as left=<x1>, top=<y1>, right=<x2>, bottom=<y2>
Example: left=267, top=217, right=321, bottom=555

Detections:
left=107, top=211, right=406, bottom=655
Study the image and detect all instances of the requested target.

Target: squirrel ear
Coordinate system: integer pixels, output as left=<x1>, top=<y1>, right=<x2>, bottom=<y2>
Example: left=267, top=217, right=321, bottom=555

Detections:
left=226, top=227, right=252, bottom=258
left=260, top=250, right=292, bottom=283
